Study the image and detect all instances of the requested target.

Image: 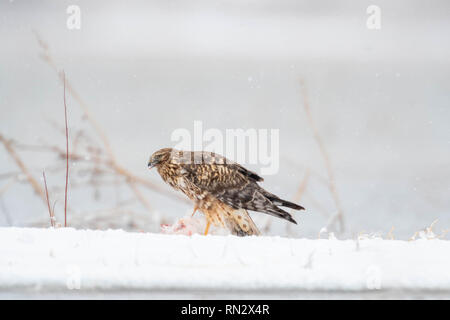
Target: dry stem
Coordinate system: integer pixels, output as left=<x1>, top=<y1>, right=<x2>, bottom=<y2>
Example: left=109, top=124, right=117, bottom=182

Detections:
left=63, top=71, right=69, bottom=227
left=0, top=134, right=46, bottom=202
left=299, top=80, right=345, bottom=233
left=286, top=169, right=310, bottom=236
left=42, top=171, right=55, bottom=227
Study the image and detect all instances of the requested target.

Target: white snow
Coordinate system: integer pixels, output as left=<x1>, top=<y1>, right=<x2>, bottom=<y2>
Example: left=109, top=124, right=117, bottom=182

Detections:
left=1, top=227, right=450, bottom=297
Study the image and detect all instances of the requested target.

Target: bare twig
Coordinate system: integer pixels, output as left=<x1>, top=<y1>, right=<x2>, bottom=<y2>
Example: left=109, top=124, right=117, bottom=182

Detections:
left=42, top=171, right=55, bottom=227
left=0, top=134, right=46, bottom=202
left=0, top=198, right=12, bottom=226
left=0, top=177, right=17, bottom=197
left=128, top=182, right=152, bottom=212
left=409, top=219, right=442, bottom=241
left=0, top=171, right=21, bottom=180
left=286, top=169, right=310, bottom=236
left=303, top=190, right=329, bottom=219
left=439, top=229, right=449, bottom=239
left=291, top=169, right=310, bottom=206
left=386, top=226, right=395, bottom=240
left=299, top=80, right=345, bottom=233
left=63, top=71, right=69, bottom=227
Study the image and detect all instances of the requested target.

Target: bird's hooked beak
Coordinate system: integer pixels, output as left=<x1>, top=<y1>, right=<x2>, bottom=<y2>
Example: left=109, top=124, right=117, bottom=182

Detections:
left=147, top=159, right=157, bottom=170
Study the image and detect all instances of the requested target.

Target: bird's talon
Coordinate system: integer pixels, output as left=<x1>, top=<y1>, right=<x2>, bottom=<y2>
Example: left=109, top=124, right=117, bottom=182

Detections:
left=204, top=221, right=211, bottom=236
left=191, top=205, right=198, bottom=217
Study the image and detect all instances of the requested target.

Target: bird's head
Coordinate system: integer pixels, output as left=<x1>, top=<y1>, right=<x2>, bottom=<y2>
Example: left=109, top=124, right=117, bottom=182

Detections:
left=148, top=148, right=173, bottom=169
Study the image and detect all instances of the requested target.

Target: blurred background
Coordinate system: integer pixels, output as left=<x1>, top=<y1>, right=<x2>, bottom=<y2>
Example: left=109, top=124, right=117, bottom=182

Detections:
left=0, top=0, right=449, bottom=239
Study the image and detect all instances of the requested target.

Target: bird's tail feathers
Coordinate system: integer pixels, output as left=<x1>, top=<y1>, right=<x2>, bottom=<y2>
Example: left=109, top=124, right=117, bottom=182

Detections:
left=262, top=206, right=298, bottom=224
left=267, top=197, right=305, bottom=211
left=260, top=189, right=305, bottom=210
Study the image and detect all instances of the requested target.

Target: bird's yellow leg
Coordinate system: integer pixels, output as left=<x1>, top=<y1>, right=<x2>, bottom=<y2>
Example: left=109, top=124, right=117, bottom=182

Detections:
left=191, top=204, right=198, bottom=217
left=204, top=221, right=211, bottom=236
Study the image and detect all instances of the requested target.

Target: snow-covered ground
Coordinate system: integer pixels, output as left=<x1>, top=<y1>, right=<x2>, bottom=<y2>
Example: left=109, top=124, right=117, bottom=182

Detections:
left=1, top=226, right=449, bottom=299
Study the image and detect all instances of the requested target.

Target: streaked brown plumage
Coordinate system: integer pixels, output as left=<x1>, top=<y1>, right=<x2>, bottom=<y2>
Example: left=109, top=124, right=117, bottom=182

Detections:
left=148, top=148, right=305, bottom=236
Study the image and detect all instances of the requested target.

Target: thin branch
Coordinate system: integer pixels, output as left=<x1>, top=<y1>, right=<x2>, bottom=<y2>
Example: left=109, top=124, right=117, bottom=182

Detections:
left=0, top=171, right=21, bottom=180
left=42, top=171, right=55, bottom=227
left=386, top=226, right=395, bottom=240
left=0, top=176, right=17, bottom=197
left=286, top=169, right=310, bottom=236
left=292, top=169, right=310, bottom=205
left=0, top=198, right=12, bottom=226
left=0, top=134, right=46, bottom=202
left=128, top=181, right=152, bottom=212
left=63, top=71, right=69, bottom=227
left=299, top=80, right=345, bottom=233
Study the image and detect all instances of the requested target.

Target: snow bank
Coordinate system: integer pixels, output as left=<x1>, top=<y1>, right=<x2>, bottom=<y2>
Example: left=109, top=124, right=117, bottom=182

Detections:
left=1, top=227, right=450, bottom=294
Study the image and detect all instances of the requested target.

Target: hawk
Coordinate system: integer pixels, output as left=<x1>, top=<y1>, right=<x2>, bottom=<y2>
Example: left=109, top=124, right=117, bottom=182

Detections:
left=148, top=148, right=304, bottom=236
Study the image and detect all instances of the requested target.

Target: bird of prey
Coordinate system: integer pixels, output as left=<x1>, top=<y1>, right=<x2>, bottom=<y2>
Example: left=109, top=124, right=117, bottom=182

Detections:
left=148, top=148, right=304, bottom=236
